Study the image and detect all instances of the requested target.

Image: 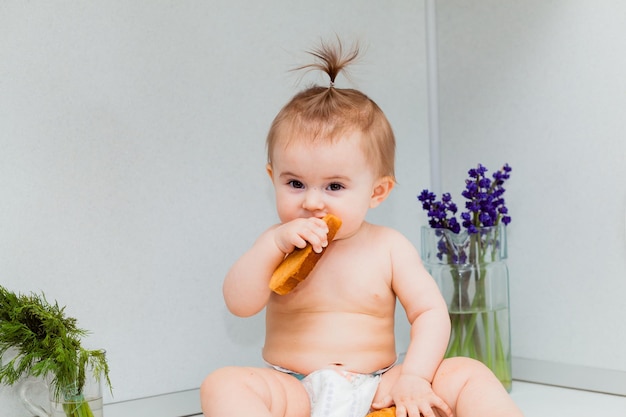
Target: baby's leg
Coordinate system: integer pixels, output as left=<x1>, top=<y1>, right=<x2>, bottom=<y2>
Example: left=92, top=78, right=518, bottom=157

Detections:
left=375, top=357, right=523, bottom=417
left=200, top=366, right=310, bottom=417
left=432, top=357, right=523, bottom=417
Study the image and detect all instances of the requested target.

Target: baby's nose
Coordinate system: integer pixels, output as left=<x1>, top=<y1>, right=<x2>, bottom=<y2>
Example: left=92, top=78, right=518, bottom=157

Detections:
left=302, top=188, right=324, bottom=211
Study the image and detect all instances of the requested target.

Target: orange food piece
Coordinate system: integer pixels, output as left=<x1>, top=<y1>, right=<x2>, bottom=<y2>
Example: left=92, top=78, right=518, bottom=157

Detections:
left=269, top=214, right=342, bottom=295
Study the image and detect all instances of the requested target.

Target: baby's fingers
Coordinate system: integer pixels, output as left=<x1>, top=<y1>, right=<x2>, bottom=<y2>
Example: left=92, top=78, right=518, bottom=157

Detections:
left=371, top=395, right=394, bottom=410
left=432, top=397, right=453, bottom=417
left=301, top=218, right=330, bottom=253
left=395, top=403, right=433, bottom=417
left=416, top=398, right=452, bottom=417
left=282, top=218, right=328, bottom=252
left=395, top=398, right=452, bottom=417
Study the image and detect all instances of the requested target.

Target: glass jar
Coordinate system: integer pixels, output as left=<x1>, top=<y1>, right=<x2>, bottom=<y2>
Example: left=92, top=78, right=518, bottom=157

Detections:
left=421, top=224, right=512, bottom=391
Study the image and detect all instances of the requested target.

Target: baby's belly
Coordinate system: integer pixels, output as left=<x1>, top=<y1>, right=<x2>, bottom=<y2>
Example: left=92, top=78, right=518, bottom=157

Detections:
left=263, top=310, right=397, bottom=375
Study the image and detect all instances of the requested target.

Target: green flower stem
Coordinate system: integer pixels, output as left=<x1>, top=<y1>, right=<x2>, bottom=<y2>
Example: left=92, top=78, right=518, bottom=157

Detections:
left=494, top=314, right=511, bottom=384
left=443, top=230, right=511, bottom=390
left=62, top=396, right=95, bottom=417
left=446, top=263, right=470, bottom=357
left=459, top=274, right=485, bottom=355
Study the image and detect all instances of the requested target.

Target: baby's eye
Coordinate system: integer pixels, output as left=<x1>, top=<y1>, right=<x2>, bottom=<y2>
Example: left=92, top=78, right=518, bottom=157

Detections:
left=288, top=180, right=305, bottom=189
left=327, top=183, right=344, bottom=191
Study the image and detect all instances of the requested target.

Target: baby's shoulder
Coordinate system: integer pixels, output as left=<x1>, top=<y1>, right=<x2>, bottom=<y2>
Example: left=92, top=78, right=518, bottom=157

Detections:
left=364, top=223, right=414, bottom=247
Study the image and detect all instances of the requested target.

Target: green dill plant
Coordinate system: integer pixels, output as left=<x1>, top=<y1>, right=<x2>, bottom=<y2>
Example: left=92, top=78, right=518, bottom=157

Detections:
left=0, top=285, right=111, bottom=417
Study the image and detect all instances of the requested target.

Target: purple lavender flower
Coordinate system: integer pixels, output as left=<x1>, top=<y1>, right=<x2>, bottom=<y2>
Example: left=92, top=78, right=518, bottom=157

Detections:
left=459, top=163, right=513, bottom=233
left=417, top=191, right=461, bottom=233
left=419, top=163, right=512, bottom=234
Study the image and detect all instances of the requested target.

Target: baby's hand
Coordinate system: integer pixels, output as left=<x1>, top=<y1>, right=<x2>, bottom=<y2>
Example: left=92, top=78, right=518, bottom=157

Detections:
left=273, top=217, right=330, bottom=254
left=373, top=374, right=452, bottom=417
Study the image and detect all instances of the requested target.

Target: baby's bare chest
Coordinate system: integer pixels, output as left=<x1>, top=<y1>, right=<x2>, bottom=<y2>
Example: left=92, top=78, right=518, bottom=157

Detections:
left=275, top=243, right=395, bottom=311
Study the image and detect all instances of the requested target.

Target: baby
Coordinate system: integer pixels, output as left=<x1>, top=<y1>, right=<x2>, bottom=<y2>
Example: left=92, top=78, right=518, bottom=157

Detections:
left=201, top=39, right=523, bottom=417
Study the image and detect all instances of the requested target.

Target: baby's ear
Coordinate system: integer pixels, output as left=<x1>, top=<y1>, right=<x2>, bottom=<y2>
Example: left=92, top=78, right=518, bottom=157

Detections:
left=266, top=164, right=274, bottom=179
left=370, top=176, right=395, bottom=208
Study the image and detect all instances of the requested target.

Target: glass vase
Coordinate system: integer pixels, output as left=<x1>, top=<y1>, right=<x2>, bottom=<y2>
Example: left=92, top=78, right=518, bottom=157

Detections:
left=18, top=360, right=104, bottom=417
left=421, top=224, right=512, bottom=392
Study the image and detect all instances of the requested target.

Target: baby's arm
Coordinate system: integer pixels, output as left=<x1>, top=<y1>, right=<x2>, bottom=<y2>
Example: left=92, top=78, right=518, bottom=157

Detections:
left=376, top=231, right=452, bottom=417
left=222, top=217, right=329, bottom=317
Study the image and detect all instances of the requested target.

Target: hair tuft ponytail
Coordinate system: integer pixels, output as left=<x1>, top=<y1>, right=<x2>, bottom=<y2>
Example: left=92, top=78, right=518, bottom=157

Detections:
left=296, top=37, right=360, bottom=87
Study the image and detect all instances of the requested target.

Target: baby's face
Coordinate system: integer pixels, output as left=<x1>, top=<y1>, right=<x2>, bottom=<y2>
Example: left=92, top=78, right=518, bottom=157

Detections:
left=268, top=132, right=381, bottom=240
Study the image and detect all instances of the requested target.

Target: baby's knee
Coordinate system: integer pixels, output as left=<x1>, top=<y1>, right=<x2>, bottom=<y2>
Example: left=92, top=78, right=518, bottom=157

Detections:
left=443, top=356, right=489, bottom=371
left=437, top=357, right=501, bottom=388
left=201, top=366, right=243, bottom=396
left=201, top=366, right=309, bottom=416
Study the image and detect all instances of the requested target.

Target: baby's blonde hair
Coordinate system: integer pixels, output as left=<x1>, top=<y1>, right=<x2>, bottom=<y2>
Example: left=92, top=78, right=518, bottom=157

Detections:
left=266, top=39, right=396, bottom=181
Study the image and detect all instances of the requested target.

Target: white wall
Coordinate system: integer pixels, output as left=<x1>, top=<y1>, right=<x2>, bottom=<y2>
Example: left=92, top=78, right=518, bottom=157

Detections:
left=3, top=2, right=625, bottom=414
left=436, top=0, right=626, bottom=382
left=0, top=1, right=430, bottom=412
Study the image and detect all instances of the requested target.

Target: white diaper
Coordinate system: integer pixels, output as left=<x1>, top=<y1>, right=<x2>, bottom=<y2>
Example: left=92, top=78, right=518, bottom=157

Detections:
left=301, top=368, right=380, bottom=417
